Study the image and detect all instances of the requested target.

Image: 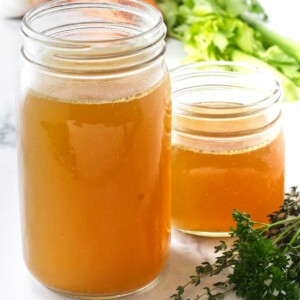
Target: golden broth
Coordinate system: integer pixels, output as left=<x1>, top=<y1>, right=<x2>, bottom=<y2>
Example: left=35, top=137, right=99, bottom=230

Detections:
left=171, top=130, right=285, bottom=233
left=18, top=77, right=171, bottom=295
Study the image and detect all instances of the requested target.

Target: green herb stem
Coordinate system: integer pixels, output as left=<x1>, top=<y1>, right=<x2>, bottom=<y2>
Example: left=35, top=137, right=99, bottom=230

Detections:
left=271, top=220, right=300, bottom=247
left=286, top=225, right=300, bottom=249
left=267, top=216, right=300, bottom=229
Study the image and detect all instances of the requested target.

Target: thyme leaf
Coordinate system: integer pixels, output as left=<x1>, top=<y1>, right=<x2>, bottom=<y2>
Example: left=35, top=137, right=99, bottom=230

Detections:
left=171, top=187, right=300, bottom=299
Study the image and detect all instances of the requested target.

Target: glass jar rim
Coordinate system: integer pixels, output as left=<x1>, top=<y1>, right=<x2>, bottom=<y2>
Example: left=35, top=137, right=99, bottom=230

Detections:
left=22, top=0, right=163, bottom=47
left=21, top=0, right=166, bottom=73
left=170, top=61, right=282, bottom=114
left=170, top=61, right=282, bottom=138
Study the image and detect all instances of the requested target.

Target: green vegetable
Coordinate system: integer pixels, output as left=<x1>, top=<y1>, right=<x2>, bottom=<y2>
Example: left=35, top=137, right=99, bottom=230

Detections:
left=170, top=187, right=300, bottom=299
left=159, top=0, right=300, bottom=101
left=231, top=49, right=299, bottom=101
left=242, top=14, right=300, bottom=63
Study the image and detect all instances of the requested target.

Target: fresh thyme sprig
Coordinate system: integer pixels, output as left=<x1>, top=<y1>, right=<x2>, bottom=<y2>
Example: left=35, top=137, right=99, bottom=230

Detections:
left=171, top=187, right=300, bottom=300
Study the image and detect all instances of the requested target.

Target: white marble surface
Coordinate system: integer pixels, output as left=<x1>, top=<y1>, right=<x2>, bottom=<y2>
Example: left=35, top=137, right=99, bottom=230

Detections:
left=0, top=1, right=300, bottom=299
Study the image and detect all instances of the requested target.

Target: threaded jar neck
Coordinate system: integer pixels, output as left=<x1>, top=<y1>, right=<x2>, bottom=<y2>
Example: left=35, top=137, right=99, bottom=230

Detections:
left=21, top=0, right=166, bottom=74
left=171, top=62, right=282, bottom=139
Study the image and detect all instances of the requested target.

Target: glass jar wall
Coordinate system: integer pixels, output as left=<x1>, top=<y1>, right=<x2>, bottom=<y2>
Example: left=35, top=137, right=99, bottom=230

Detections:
left=18, top=1, right=171, bottom=298
left=171, top=62, right=285, bottom=237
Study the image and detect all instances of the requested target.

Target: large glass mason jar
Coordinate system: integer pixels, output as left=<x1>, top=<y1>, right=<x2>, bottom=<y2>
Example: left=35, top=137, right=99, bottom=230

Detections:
left=171, top=62, right=285, bottom=237
left=17, top=1, right=171, bottom=298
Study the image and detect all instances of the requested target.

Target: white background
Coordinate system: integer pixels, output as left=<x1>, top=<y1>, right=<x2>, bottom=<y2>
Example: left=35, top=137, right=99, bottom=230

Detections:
left=0, top=1, right=300, bottom=299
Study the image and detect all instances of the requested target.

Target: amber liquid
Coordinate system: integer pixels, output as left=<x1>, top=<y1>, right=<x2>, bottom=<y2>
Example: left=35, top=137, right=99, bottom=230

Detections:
left=18, top=77, right=171, bottom=296
left=172, top=130, right=285, bottom=234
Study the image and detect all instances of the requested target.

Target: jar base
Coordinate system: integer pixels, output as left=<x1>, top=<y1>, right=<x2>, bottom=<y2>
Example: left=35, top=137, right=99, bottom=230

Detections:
left=45, top=276, right=160, bottom=299
left=176, top=228, right=230, bottom=237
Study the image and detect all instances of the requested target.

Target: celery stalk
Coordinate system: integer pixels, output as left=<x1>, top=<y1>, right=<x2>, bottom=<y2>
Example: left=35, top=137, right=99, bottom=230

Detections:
left=242, top=14, right=300, bottom=62
left=231, top=49, right=299, bottom=101
left=159, top=0, right=300, bottom=101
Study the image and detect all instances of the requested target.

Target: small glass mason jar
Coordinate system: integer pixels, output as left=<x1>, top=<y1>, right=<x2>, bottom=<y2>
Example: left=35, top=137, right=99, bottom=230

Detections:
left=17, top=1, right=171, bottom=298
left=171, top=62, right=285, bottom=237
